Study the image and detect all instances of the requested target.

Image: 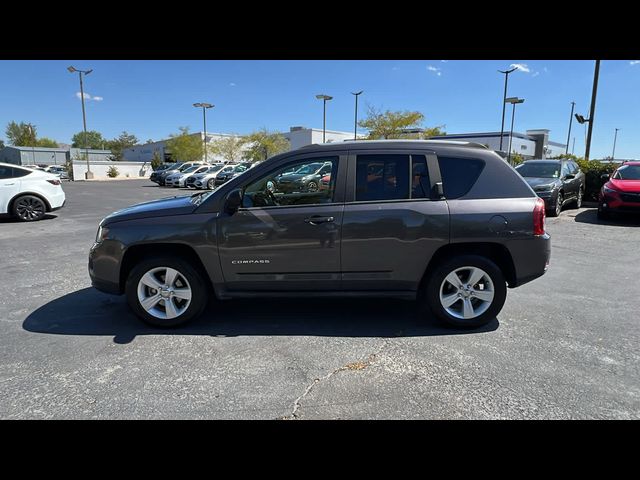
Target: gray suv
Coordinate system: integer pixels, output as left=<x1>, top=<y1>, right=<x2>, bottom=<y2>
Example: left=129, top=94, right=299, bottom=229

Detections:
left=89, top=140, right=550, bottom=329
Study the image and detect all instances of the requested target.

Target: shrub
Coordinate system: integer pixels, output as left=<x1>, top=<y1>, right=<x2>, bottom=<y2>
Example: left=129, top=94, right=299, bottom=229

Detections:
left=107, top=165, right=119, bottom=178
left=150, top=151, right=163, bottom=170
left=575, top=158, right=618, bottom=201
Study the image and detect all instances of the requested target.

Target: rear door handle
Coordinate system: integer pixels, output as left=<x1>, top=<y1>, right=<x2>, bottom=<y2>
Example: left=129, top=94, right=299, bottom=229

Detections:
left=304, top=215, right=334, bottom=225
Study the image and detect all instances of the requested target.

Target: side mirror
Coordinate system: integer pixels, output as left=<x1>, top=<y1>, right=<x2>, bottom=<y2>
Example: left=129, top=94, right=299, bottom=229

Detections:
left=224, top=188, right=243, bottom=215
left=432, top=181, right=445, bottom=199
left=601, top=174, right=610, bottom=181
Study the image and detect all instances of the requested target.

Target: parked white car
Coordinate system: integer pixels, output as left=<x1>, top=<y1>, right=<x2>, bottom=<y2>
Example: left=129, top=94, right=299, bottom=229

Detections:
left=0, top=162, right=66, bottom=221
left=165, top=164, right=211, bottom=188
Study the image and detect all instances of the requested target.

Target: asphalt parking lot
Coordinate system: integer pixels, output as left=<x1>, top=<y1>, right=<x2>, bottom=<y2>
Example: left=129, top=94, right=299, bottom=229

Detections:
left=1, top=179, right=639, bottom=419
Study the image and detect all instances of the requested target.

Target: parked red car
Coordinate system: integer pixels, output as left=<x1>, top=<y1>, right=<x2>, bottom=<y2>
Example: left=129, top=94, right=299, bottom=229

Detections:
left=598, top=161, right=640, bottom=219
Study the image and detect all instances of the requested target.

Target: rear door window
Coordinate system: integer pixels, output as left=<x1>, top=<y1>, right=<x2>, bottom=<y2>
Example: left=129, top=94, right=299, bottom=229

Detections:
left=437, top=157, right=485, bottom=199
left=355, top=154, right=410, bottom=201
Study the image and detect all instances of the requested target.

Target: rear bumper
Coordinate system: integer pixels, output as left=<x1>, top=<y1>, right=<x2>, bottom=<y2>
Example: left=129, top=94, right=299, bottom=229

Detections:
left=508, top=233, right=551, bottom=287
left=48, top=190, right=66, bottom=210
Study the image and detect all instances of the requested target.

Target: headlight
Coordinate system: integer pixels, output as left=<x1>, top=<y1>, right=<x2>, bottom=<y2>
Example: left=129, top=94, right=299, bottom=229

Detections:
left=603, top=186, right=619, bottom=195
left=95, top=225, right=109, bottom=243
left=535, top=184, right=555, bottom=192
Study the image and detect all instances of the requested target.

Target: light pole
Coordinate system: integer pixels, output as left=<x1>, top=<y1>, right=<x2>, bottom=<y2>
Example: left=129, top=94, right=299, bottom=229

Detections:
left=612, top=128, right=620, bottom=160
left=505, top=97, right=525, bottom=165
left=315, top=94, right=333, bottom=143
left=585, top=60, right=600, bottom=161
left=193, top=102, right=214, bottom=163
left=351, top=91, right=363, bottom=140
left=566, top=101, right=576, bottom=155
left=67, top=66, right=93, bottom=179
left=28, top=124, right=36, bottom=165
left=498, top=67, right=518, bottom=152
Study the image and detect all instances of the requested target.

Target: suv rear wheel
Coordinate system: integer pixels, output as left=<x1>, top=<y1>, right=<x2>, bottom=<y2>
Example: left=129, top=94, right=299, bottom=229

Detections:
left=422, top=255, right=506, bottom=328
left=12, top=195, right=47, bottom=222
left=125, top=256, right=208, bottom=327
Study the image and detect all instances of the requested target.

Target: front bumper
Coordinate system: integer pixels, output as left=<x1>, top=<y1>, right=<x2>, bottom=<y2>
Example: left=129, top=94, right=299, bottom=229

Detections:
left=600, top=192, right=640, bottom=213
left=534, top=190, right=558, bottom=210
left=89, top=239, right=125, bottom=295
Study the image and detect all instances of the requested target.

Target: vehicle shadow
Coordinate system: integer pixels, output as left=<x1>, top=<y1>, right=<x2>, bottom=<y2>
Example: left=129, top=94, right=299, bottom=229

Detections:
left=574, top=208, right=640, bottom=227
left=22, top=288, right=499, bottom=344
left=0, top=214, right=58, bottom=223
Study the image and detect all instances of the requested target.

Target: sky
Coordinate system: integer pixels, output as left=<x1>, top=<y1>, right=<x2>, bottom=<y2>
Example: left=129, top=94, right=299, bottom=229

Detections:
left=0, top=60, right=638, bottom=159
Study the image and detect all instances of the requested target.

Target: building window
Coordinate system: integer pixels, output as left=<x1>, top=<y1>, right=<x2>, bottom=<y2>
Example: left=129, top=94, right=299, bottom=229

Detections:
left=521, top=145, right=527, bottom=150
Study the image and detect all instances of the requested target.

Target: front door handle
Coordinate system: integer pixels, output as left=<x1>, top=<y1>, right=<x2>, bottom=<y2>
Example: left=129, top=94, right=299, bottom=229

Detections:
left=304, top=215, right=334, bottom=225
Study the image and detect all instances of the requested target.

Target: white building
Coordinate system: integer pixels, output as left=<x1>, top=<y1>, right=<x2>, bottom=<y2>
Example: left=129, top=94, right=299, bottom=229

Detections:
left=430, top=129, right=566, bottom=159
left=282, top=126, right=361, bottom=150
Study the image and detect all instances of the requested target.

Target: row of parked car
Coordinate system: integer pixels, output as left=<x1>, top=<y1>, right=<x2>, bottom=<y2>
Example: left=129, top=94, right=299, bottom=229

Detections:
left=515, top=158, right=640, bottom=219
left=24, top=164, right=69, bottom=180
left=150, top=161, right=255, bottom=189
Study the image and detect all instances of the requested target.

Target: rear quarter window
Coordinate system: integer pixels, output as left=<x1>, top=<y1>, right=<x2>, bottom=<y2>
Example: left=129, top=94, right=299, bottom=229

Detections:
left=437, top=156, right=485, bottom=199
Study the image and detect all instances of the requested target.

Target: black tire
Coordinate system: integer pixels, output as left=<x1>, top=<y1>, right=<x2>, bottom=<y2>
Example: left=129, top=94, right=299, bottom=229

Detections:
left=548, top=192, right=563, bottom=217
left=421, top=255, right=507, bottom=329
left=597, top=205, right=610, bottom=220
left=12, top=195, right=47, bottom=222
left=125, top=256, right=208, bottom=328
left=208, top=178, right=215, bottom=190
left=570, top=188, right=583, bottom=209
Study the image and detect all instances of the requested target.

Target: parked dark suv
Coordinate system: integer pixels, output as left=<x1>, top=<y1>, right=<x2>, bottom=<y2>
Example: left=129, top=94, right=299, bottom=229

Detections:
left=515, top=159, right=585, bottom=217
left=89, top=140, right=550, bottom=329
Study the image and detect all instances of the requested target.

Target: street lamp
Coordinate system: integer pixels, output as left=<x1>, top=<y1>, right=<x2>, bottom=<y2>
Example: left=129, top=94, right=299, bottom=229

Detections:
left=315, top=94, right=333, bottom=143
left=193, top=102, right=214, bottom=163
left=566, top=101, right=576, bottom=155
left=351, top=91, right=363, bottom=140
left=505, top=96, right=524, bottom=165
left=68, top=65, right=94, bottom=179
left=612, top=128, right=620, bottom=160
left=584, top=60, right=601, bottom=161
left=498, top=67, right=518, bottom=152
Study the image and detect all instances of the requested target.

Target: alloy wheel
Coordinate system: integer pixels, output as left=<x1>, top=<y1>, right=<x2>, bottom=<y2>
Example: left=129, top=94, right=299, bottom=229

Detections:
left=137, top=267, right=192, bottom=320
left=439, top=266, right=495, bottom=320
left=15, top=196, right=45, bottom=221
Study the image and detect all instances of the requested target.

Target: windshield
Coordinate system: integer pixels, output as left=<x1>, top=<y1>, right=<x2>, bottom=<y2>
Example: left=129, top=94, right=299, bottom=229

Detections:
left=613, top=165, right=640, bottom=180
left=516, top=162, right=560, bottom=179
left=182, top=166, right=199, bottom=173
left=294, top=163, right=322, bottom=175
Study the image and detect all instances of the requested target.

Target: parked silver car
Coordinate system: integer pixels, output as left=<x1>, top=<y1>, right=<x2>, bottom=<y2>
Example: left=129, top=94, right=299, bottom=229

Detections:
left=194, top=164, right=236, bottom=190
left=186, top=164, right=224, bottom=189
left=165, top=164, right=210, bottom=187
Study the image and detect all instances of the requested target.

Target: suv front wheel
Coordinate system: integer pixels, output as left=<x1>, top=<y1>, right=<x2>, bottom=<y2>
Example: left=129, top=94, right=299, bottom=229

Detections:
left=125, top=256, right=208, bottom=327
left=423, top=255, right=507, bottom=328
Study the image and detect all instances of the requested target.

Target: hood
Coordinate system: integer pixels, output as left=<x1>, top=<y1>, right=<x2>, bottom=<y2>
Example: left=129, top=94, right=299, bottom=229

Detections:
left=101, top=195, right=197, bottom=225
left=278, top=173, right=313, bottom=183
left=609, top=178, right=640, bottom=193
left=523, top=177, right=559, bottom=189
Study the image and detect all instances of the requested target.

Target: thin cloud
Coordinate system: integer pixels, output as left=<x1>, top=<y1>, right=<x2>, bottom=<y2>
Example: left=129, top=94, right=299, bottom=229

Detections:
left=427, top=65, right=442, bottom=76
left=630, top=60, right=640, bottom=65
left=229, top=82, right=236, bottom=86
left=510, top=63, right=531, bottom=73
left=532, top=72, right=540, bottom=77
left=76, top=91, right=103, bottom=101
left=441, top=60, right=448, bottom=63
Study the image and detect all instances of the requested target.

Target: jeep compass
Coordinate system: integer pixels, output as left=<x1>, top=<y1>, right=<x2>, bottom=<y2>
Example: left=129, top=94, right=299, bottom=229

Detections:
left=89, top=140, right=550, bottom=328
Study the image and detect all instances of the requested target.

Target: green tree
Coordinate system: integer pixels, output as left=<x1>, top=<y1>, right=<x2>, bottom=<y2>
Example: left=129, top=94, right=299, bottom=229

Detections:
left=71, top=130, right=106, bottom=149
left=36, top=137, right=60, bottom=148
left=208, top=136, right=247, bottom=163
left=107, top=131, right=139, bottom=161
left=421, top=126, right=446, bottom=138
left=0, top=140, right=5, bottom=149
left=165, top=127, right=203, bottom=162
left=151, top=151, right=164, bottom=170
left=244, top=129, right=289, bottom=162
left=145, top=139, right=155, bottom=144
left=5, top=121, right=37, bottom=146
left=358, top=106, right=425, bottom=139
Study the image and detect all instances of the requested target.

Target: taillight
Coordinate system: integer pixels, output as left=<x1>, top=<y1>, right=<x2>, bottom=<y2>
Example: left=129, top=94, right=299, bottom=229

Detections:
left=533, top=197, right=546, bottom=236
left=47, top=179, right=61, bottom=186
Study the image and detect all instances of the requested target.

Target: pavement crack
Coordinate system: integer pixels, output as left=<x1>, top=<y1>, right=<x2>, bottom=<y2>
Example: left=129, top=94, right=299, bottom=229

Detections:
left=281, top=352, right=380, bottom=420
